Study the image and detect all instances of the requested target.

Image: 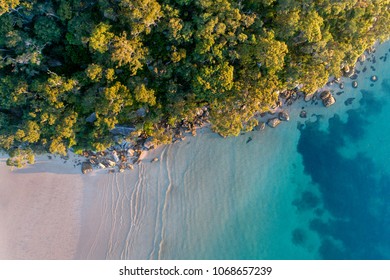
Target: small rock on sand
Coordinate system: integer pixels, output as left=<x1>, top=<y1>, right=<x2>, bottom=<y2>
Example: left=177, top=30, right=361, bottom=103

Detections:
left=267, top=118, right=281, bottom=128
left=81, top=162, right=93, bottom=174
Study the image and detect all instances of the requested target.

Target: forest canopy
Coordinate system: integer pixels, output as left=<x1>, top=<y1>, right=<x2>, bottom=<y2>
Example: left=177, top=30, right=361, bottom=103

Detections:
left=0, top=0, right=389, bottom=160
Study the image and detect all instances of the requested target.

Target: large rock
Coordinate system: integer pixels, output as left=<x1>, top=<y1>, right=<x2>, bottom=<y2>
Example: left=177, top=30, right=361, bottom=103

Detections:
left=86, top=112, right=97, bottom=123
left=320, top=90, right=336, bottom=107
left=267, top=118, right=281, bottom=128
left=343, top=65, right=355, bottom=77
left=320, top=90, right=331, bottom=100
left=81, top=162, right=93, bottom=174
left=136, top=107, right=147, bottom=117
left=323, top=95, right=336, bottom=107
left=278, top=111, right=290, bottom=121
left=110, top=126, right=136, bottom=136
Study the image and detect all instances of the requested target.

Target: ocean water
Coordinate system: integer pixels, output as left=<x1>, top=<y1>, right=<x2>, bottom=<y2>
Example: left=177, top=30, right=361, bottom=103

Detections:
left=78, top=41, right=390, bottom=260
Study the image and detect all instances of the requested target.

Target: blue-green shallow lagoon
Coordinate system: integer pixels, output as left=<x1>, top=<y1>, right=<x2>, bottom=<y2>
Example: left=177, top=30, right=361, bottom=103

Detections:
left=153, top=41, right=390, bottom=260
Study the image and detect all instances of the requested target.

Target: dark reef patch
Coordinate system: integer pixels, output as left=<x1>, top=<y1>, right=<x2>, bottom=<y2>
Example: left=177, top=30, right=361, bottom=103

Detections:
left=295, top=90, right=390, bottom=259
left=292, top=228, right=307, bottom=246
left=292, top=191, right=320, bottom=212
left=382, top=79, right=390, bottom=92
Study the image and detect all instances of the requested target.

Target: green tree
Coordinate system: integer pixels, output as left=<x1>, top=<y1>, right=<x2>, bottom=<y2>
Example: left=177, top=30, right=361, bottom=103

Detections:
left=0, top=0, right=19, bottom=16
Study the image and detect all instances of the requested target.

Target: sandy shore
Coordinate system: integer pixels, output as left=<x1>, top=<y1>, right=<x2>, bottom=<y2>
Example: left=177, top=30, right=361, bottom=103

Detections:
left=0, top=153, right=84, bottom=259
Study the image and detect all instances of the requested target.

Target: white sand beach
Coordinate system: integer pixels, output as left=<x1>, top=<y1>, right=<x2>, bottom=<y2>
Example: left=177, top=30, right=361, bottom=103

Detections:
left=0, top=154, right=84, bottom=259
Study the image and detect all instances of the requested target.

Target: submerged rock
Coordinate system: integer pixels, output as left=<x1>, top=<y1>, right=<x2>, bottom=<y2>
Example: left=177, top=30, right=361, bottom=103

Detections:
left=278, top=111, right=290, bottom=121
left=350, top=73, right=358, bottom=80
left=300, top=110, right=307, bottom=118
left=344, top=98, right=355, bottom=106
left=255, top=122, right=266, bottom=131
left=81, top=162, right=93, bottom=174
left=267, top=118, right=281, bottom=128
left=339, top=82, right=344, bottom=89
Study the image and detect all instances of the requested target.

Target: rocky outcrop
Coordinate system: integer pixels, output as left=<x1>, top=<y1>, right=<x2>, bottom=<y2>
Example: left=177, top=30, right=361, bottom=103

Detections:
left=267, top=118, right=281, bottom=128
left=371, top=75, right=378, bottom=82
left=352, top=81, right=358, bottom=88
left=81, top=162, right=93, bottom=174
left=320, top=90, right=336, bottom=107
left=278, top=111, right=290, bottom=121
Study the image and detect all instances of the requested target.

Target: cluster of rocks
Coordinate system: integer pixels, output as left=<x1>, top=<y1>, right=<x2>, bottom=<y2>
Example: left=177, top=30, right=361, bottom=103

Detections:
left=267, top=111, right=290, bottom=128
left=320, top=90, right=336, bottom=107
left=80, top=106, right=211, bottom=174
left=280, top=89, right=300, bottom=106
left=80, top=144, right=146, bottom=174
left=172, top=107, right=209, bottom=142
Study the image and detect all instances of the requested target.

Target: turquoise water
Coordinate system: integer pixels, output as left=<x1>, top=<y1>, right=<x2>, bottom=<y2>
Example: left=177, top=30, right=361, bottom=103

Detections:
left=154, top=41, right=390, bottom=260
left=78, top=41, right=390, bottom=260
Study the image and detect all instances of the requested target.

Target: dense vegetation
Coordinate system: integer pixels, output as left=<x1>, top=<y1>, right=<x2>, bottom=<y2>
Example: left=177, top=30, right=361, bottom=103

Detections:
left=0, top=0, right=389, bottom=165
